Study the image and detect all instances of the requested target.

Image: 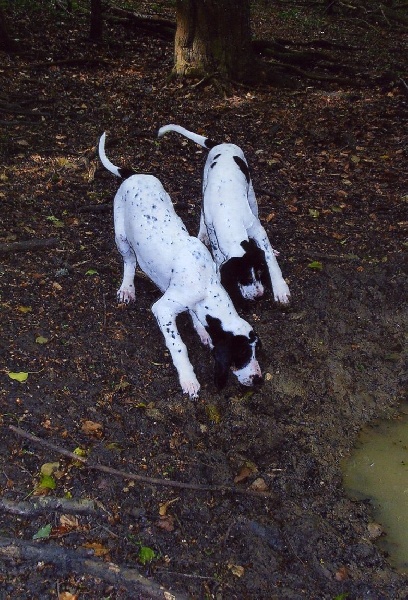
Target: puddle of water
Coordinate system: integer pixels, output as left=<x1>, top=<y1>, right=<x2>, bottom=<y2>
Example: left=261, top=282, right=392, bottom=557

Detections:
left=342, top=405, right=408, bottom=573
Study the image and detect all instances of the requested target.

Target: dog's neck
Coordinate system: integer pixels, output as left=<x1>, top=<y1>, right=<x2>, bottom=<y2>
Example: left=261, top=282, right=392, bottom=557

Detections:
left=193, top=286, right=251, bottom=338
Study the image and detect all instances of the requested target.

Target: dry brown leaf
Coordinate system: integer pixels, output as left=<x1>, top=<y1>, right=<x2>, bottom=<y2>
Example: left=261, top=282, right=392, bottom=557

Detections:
left=157, top=514, right=175, bottom=532
left=159, top=497, right=179, bottom=516
left=249, top=477, right=268, bottom=492
left=234, top=461, right=258, bottom=483
left=81, top=420, right=104, bottom=437
left=227, top=562, right=245, bottom=577
left=59, top=592, right=78, bottom=600
left=60, top=514, right=80, bottom=529
left=83, top=541, right=110, bottom=557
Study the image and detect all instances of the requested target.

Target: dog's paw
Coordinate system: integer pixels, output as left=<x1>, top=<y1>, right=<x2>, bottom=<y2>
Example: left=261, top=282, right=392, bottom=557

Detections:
left=195, top=325, right=213, bottom=348
left=117, top=287, right=135, bottom=303
left=181, top=376, right=200, bottom=400
left=273, top=281, right=291, bottom=305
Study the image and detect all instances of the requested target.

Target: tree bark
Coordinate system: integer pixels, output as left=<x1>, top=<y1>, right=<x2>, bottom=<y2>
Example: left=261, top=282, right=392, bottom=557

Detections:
left=0, top=7, right=18, bottom=52
left=174, top=0, right=256, bottom=82
left=89, top=0, right=103, bottom=42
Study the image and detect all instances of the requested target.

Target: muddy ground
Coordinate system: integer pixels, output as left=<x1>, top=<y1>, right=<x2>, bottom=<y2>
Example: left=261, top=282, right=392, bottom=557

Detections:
left=0, top=1, right=407, bottom=598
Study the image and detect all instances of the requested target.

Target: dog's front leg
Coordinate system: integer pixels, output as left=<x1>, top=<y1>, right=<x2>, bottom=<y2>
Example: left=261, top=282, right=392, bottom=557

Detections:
left=190, top=311, right=213, bottom=348
left=250, top=223, right=291, bottom=305
left=152, top=296, right=200, bottom=399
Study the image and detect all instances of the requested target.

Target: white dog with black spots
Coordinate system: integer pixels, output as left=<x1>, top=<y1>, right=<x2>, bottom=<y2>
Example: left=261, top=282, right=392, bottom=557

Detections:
left=158, top=124, right=291, bottom=310
left=98, top=133, right=263, bottom=398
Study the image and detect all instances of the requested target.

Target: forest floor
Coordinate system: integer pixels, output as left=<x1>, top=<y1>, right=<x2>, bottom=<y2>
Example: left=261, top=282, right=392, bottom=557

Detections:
left=0, top=1, right=407, bottom=598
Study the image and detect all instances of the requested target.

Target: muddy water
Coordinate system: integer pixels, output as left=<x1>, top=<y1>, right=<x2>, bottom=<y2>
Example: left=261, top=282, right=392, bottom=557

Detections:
left=343, top=404, right=408, bottom=572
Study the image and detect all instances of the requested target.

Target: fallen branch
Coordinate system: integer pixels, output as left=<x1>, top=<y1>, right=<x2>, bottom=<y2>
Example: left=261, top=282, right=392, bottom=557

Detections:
left=0, top=497, right=102, bottom=518
left=9, top=425, right=272, bottom=498
left=0, top=536, right=184, bottom=599
left=0, top=238, right=59, bottom=254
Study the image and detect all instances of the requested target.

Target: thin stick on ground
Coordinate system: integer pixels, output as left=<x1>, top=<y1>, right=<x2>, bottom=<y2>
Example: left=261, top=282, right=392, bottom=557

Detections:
left=9, top=425, right=272, bottom=498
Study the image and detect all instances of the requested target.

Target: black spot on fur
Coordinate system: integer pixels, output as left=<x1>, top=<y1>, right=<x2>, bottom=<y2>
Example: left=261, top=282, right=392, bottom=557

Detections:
left=204, top=138, right=218, bottom=150
left=210, top=161, right=217, bottom=169
left=220, top=239, right=270, bottom=309
left=118, top=167, right=137, bottom=180
left=233, top=155, right=250, bottom=184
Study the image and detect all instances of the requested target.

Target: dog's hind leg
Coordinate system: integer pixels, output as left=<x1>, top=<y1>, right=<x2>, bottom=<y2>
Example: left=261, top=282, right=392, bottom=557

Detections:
left=198, top=212, right=210, bottom=245
left=152, top=295, right=200, bottom=398
left=115, top=233, right=137, bottom=303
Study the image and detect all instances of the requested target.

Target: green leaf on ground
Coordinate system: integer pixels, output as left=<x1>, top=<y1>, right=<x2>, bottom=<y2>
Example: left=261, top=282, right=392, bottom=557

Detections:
left=33, top=524, right=52, bottom=540
left=8, top=371, right=29, bottom=382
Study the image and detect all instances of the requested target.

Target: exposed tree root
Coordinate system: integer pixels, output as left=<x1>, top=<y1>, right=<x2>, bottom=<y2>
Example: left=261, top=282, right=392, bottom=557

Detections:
left=0, top=536, right=185, bottom=599
left=0, top=497, right=102, bottom=518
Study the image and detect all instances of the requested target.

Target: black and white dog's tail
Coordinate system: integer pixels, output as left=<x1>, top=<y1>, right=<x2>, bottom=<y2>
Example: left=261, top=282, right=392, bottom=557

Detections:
left=158, top=124, right=218, bottom=150
left=98, top=132, right=136, bottom=179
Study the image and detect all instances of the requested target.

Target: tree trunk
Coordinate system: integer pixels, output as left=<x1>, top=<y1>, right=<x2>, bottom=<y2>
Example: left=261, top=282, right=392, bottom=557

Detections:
left=0, top=7, right=18, bottom=52
left=174, top=0, right=255, bottom=82
left=89, top=0, right=103, bottom=42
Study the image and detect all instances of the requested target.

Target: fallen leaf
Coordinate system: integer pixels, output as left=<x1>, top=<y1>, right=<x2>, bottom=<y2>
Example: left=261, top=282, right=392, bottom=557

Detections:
left=17, top=305, right=32, bottom=313
left=308, top=261, right=323, bottom=270
left=234, top=461, right=258, bottom=483
left=249, top=477, right=268, bottom=492
left=206, top=403, right=221, bottom=423
left=159, top=497, right=179, bottom=516
left=60, top=514, right=80, bottom=529
left=59, top=592, right=78, bottom=600
left=228, top=562, right=245, bottom=577
left=335, top=565, right=349, bottom=581
left=83, top=541, right=110, bottom=557
left=33, top=524, right=52, bottom=539
left=157, top=514, right=175, bottom=532
left=8, top=371, right=29, bottom=382
left=81, top=420, right=104, bottom=437
left=40, top=462, right=60, bottom=476
left=36, top=335, right=49, bottom=344
left=138, top=545, right=156, bottom=565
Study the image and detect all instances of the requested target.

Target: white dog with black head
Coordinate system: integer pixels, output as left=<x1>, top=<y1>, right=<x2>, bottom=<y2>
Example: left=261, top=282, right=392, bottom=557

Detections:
left=158, top=125, right=291, bottom=310
left=98, top=133, right=263, bottom=398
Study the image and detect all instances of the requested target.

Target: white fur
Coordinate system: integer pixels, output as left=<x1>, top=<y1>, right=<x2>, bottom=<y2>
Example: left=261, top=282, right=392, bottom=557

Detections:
left=158, top=125, right=291, bottom=304
left=98, top=133, right=262, bottom=398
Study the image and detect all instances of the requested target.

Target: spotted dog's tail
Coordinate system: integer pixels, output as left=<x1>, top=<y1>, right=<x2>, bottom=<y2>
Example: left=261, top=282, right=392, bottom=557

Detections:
left=98, top=132, right=136, bottom=179
left=158, top=124, right=218, bottom=150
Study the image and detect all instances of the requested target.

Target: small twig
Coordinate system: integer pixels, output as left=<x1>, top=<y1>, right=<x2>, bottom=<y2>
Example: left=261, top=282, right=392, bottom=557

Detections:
left=399, top=77, right=408, bottom=97
left=9, top=426, right=272, bottom=498
left=0, top=238, right=59, bottom=254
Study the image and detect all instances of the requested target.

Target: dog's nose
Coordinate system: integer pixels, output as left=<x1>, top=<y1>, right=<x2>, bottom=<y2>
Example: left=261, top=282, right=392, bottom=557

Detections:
left=252, top=374, right=264, bottom=386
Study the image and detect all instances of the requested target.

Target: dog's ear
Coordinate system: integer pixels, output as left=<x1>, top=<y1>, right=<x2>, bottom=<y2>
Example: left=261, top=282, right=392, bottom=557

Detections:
left=213, top=342, right=232, bottom=390
left=220, top=259, right=247, bottom=309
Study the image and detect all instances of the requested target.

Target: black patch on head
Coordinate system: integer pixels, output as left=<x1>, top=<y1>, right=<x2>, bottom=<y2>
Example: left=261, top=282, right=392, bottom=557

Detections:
left=204, top=138, right=218, bottom=150
left=220, top=239, right=270, bottom=310
left=118, top=167, right=137, bottom=180
left=233, top=155, right=250, bottom=184
left=205, top=316, right=260, bottom=390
